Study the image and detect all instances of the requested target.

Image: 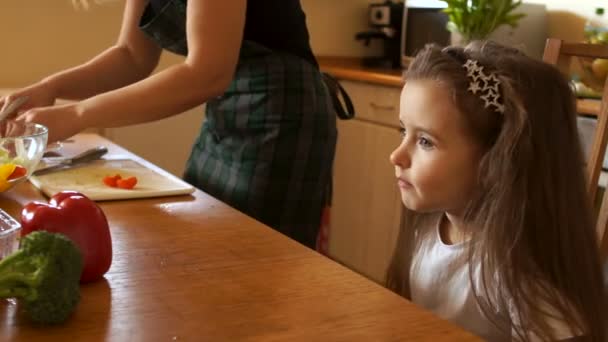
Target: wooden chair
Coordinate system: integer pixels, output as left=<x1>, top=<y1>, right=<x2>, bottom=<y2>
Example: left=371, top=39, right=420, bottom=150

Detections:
left=542, top=38, right=608, bottom=258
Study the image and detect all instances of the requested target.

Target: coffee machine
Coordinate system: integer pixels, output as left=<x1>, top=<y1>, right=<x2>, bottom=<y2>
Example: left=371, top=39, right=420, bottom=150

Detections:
left=355, top=0, right=404, bottom=69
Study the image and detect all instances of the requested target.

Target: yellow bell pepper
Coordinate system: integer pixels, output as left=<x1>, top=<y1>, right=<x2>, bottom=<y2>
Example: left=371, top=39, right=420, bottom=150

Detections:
left=0, top=163, right=17, bottom=192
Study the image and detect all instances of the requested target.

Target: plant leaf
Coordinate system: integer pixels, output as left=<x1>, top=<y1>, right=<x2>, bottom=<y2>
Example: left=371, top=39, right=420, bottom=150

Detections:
left=442, top=0, right=526, bottom=40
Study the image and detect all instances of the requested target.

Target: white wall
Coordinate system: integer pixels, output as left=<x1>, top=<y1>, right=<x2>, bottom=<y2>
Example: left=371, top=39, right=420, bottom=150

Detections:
left=525, top=0, right=608, bottom=42
left=301, top=0, right=384, bottom=57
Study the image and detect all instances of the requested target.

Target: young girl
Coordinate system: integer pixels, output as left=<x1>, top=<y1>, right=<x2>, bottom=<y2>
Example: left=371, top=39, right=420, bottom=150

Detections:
left=387, top=41, right=607, bottom=341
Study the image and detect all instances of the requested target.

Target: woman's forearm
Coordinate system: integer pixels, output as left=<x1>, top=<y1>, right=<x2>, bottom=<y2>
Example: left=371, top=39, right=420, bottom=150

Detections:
left=64, top=0, right=243, bottom=130
left=43, top=44, right=161, bottom=101
left=76, top=60, right=232, bottom=128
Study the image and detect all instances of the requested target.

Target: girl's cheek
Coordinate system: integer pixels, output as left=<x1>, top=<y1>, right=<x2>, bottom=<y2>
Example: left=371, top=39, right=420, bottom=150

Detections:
left=410, top=155, right=436, bottom=182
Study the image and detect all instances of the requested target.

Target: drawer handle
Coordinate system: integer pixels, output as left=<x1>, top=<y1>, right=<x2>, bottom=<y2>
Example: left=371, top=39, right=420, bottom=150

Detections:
left=370, top=102, right=396, bottom=111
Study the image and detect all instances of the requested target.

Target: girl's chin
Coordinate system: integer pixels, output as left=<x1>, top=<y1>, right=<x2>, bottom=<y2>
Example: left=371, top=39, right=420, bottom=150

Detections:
left=401, top=193, right=421, bottom=211
left=400, top=192, right=436, bottom=213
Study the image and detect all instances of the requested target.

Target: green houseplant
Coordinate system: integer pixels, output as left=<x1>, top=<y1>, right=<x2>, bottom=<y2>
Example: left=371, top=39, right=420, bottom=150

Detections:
left=442, top=0, right=526, bottom=44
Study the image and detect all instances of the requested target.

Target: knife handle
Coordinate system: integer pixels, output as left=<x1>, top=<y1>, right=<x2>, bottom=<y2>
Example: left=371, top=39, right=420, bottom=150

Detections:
left=33, top=146, right=109, bottom=176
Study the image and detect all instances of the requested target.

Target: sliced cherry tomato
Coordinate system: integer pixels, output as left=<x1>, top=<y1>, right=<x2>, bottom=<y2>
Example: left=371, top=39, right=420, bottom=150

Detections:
left=102, top=174, right=121, bottom=187
left=116, top=176, right=137, bottom=190
left=7, top=165, right=27, bottom=180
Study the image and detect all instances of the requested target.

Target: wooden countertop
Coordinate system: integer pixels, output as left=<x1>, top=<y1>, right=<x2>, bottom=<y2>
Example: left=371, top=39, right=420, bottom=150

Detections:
left=0, top=134, right=480, bottom=341
left=317, top=56, right=602, bottom=117
left=317, top=56, right=404, bottom=87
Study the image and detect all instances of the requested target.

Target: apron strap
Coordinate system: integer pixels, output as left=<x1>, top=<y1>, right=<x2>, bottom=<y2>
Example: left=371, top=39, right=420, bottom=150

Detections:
left=322, top=73, right=355, bottom=120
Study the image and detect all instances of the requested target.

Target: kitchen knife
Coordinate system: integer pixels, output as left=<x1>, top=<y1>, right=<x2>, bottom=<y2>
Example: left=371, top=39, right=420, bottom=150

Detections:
left=33, top=146, right=109, bottom=176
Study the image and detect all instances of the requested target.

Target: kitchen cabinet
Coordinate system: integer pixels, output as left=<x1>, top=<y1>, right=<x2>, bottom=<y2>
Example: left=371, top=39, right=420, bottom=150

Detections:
left=329, top=80, right=404, bottom=284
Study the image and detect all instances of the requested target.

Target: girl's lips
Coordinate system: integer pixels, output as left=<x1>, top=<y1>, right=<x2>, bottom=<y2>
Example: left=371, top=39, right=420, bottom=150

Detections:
left=397, top=178, right=412, bottom=189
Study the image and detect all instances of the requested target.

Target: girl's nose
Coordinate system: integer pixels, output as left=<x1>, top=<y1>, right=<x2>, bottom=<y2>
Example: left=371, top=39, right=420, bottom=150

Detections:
left=390, top=141, right=410, bottom=168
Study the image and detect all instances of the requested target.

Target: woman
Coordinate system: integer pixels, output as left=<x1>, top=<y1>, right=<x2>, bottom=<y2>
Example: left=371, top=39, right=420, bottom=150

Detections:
left=0, top=0, right=339, bottom=249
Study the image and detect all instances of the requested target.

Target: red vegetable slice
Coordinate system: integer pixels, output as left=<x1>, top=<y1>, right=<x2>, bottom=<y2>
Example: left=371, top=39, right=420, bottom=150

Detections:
left=7, top=165, right=27, bottom=180
left=116, top=176, right=137, bottom=189
left=102, top=174, right=121, bottom=187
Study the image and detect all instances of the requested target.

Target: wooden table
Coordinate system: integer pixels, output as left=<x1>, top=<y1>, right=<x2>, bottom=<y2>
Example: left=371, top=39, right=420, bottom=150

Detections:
left=0, top=134, right=479, bottom=341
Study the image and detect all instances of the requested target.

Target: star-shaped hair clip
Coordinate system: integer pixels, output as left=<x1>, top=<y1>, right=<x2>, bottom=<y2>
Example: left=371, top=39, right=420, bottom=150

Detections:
left=481, top=91, right=498, bottom=108
left=462, top=59, right=504, bottom=114
left=492, top=101, right=505, bottom=114
left=478, top=89, right=505, bottom=114
left=481, top=73, right=501, bottom=94
left=468, top=81, right=482, bottom=94
left=463, top=59, right=484, bottom=82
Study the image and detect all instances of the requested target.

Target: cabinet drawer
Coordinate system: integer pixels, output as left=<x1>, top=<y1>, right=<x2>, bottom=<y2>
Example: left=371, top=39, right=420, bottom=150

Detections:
left=329, top=119, right=403, bottom=283
left=340, top=80, right=401, bottom=128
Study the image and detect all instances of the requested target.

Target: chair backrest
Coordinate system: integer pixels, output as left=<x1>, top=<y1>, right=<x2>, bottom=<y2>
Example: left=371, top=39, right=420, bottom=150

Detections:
left=542, top=38, right=608, bottom=259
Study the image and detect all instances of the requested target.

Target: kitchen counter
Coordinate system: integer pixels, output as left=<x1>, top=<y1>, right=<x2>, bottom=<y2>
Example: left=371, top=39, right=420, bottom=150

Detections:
left=317, top=56, right=404, bottom=88
left=0, top=133, right=480, bottom=341
left=317, top=56, right=602, bottom=117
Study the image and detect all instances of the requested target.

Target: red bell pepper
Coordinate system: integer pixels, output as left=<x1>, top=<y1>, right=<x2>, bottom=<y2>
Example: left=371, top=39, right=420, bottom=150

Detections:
left=20, top=191, right=112, bottom=283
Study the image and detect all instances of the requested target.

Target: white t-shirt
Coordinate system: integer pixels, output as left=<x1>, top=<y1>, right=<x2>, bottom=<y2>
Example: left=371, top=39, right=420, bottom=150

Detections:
left=409, top=220, right=577, bottom=341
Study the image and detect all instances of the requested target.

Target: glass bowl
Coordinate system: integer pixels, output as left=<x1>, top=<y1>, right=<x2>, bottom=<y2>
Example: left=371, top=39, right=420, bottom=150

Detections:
left=0, top=208, right=21, bottom=260
left=0, top=121, right=48, bottom=192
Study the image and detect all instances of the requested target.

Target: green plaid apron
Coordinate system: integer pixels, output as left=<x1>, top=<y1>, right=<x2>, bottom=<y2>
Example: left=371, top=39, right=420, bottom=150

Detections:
left=140, top=0, right=338, bottom=248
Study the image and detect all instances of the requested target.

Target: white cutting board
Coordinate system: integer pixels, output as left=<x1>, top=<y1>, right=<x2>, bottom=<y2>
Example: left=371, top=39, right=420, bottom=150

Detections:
left=29, top=158, right=195, bottom=201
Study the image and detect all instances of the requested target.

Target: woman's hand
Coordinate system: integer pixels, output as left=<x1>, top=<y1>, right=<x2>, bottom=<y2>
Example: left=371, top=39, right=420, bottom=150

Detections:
left=0, top=120, right=28, bottom=139
left=0, top=82, right=58, bottom=119
left=16, top=103, right=85, bottom=143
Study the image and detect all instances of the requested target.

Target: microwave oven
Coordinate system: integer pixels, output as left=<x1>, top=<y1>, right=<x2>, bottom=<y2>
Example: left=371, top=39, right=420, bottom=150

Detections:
left=400, top=0, right=450, bottom=61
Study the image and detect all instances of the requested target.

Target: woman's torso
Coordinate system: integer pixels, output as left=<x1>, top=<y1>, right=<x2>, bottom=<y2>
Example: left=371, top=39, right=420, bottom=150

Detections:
left=148, top=0, right=317, bottom=67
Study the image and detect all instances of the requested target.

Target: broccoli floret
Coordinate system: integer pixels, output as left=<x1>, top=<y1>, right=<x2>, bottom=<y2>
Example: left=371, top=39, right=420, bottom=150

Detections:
left=0, top=231, right=83, bottom=324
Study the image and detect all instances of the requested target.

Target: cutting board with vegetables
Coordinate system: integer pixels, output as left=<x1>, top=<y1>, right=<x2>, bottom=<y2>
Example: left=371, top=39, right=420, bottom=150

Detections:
left=29, top=158, right=195, bottom=201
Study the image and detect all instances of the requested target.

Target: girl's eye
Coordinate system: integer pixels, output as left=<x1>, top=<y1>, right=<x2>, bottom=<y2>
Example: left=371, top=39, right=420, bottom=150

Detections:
left=399, top=128, right=406, bottom=137
left=418, top=137, right=434, bottom=149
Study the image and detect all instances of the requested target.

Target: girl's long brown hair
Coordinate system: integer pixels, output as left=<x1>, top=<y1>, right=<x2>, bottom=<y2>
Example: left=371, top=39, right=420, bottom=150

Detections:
left=387, top=42, right=607, bottom=341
